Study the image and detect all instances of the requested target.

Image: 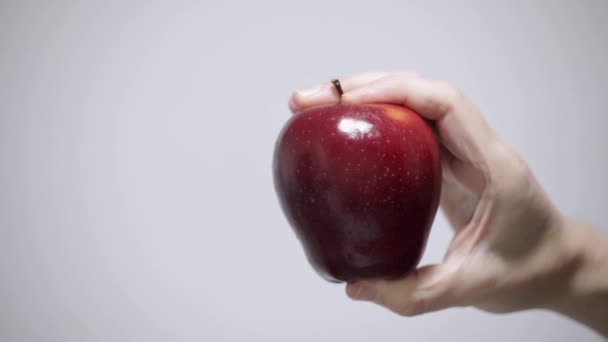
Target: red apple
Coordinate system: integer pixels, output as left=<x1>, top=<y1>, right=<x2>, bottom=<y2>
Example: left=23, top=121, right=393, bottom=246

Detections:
left=273, top=104, right=441, bottom=282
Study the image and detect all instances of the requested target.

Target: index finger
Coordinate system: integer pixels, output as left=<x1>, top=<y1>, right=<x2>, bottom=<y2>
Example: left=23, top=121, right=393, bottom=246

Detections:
left=289, top=72, right=419, bottom=113
left=341, top=75, right=498, bottom=166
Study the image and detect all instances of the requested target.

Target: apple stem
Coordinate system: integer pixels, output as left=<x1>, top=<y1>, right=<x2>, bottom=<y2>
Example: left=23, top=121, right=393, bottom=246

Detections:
left=331, top=79, right=344, bottom=97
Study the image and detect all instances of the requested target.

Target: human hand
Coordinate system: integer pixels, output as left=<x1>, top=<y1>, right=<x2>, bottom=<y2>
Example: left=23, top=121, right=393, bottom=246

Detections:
left=288, top=72, right=574, bottom=316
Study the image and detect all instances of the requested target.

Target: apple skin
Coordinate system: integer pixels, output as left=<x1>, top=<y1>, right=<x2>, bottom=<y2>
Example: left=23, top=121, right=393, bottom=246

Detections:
left=273, top=104, right=441, bottom=283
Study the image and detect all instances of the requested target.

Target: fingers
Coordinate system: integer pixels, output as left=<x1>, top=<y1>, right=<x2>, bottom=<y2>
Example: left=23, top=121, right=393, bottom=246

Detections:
left=289, top=72, right=417, bottom=113
left=342, top=75, right=458, bottom=120
left=346, top=74, right=498, bottom=169
left=288, top=82, right=339, bottom=113
left=346, top=263, right=460, bottom=316
left=290, top=72, right=498, bottom=168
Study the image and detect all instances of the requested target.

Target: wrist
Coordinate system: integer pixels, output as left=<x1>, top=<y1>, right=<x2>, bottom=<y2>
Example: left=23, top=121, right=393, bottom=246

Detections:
left=543, top=215, right=608, bottom=336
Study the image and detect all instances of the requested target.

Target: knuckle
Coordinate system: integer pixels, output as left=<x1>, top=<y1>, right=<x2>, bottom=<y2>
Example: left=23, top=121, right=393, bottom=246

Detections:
left=436, top=80, right=465, bottom=102
left=425, top=80, right=465, bottom=114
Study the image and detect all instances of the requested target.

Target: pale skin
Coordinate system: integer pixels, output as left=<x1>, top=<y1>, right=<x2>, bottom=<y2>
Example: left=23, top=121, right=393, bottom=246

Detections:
left=289, top=72, right=608, bottom=337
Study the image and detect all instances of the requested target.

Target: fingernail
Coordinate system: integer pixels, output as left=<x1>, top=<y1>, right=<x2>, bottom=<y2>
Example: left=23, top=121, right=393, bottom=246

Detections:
left=288, top=95, right=299, bottom=111
left=296, top=84, right=323, bottom=97
left=352, top=283, right=378, bottom=302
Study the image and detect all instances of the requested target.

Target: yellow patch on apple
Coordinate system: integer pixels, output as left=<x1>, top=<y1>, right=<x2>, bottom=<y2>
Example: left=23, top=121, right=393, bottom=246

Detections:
left=385, top=106, right=407, bottom=123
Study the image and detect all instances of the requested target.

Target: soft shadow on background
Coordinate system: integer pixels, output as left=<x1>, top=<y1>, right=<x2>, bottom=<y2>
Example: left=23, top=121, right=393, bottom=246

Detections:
left=1, top=1, right=607, bottom=341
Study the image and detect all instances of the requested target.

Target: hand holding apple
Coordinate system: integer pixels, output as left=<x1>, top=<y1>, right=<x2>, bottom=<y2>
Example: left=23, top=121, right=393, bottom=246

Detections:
left=286, top=72, right=570, bottom=318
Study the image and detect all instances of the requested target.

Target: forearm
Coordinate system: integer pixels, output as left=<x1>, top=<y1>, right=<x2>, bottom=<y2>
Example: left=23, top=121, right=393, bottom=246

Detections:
left=547, top=216, right=608, bottom=337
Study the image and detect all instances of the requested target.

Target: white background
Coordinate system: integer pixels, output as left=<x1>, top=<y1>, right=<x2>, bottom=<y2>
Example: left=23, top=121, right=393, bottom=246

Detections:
left=1, top=1, right=607, bottom=341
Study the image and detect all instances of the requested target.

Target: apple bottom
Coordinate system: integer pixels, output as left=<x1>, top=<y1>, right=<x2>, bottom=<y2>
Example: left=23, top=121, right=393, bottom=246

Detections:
left=302, top=235, right=430, bottom=283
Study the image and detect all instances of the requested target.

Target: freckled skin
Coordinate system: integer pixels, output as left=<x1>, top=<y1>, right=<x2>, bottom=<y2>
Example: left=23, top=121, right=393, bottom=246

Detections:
left=273, top=104, right=441, bottom=282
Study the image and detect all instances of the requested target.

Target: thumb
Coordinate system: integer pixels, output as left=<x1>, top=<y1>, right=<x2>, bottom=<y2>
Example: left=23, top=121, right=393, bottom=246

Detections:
left=346, top=263, right=459, bottom=316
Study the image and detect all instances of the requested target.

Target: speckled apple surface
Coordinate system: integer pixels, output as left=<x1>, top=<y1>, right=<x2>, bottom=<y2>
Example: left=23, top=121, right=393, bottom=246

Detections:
left=274, top=104, right=441, bottom=282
